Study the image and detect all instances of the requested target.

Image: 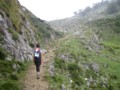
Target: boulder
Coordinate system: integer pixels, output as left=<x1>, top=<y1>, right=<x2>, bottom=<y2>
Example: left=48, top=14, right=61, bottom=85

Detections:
left=90, top=63, right=100, bottom=73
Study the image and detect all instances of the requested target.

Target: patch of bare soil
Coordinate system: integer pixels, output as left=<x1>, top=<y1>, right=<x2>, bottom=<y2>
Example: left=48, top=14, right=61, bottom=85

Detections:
left=23, top=49, right=54, bottom=90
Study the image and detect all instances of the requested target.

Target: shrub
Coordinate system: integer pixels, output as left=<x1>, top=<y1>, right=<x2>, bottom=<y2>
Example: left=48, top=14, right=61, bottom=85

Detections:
left=0, top=61, right=13, bottom=73
left=0, top=34, right=4, bottom=44
left=10, top=74, right=18, bottom=80
left=29, top=42, right=34, bottom=48
left=0, top=27, right=5, bottom=35
left=54, top=57, right=65, bottom=69
left=8, top=28, right=19, bottom=41
left=0, top=80, right=19, bottom=90
left=52, top=74, right=62, bottom=83
left=68, top=63, right=79, bottom=72
left=0, top=47, right=7, bottom=60
left=17, top=61, right=26, bottom=72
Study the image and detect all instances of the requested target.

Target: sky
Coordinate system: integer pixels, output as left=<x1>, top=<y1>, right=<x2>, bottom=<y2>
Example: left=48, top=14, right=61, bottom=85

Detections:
left=18, top=0, right=102, bottom=21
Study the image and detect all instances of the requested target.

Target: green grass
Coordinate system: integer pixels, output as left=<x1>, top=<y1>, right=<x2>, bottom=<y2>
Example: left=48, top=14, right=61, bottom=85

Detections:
left=0, top=47, right=8, bottom=60
left=45, top=8, right=120, bottom=90
left=86, top=15, right=120, bottom=89
left=48, top=31, right=120, bottom=90
left=0, top=0, right=22, bottom=33
left=0, top=80, right=19, bottom=90
left=0, top=59, right=31, bottom=90
left=8, top=28, right=19, bottom=41
left=0, top=29, right=4, bottom=44
left=94, top=57, right=120, bottom=89
left=17, top=61, right=32, bottom=89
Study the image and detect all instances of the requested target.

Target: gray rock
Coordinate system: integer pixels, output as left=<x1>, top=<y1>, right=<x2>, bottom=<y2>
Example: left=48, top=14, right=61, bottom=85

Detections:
left=60, top=54, right=69, bottom=61
left=12, top=63, right=18, bottom=71
left=87, top=81, right=90, bottom=87
left=82, top=63, right=89, bottom=70
left=0, top=14, right=3, bottom=21
left=90, top=63, right=99, bottom=73
left=61, top=84, right=66, bottom=90
left=87, top=76, right=94, bottom=87
left=49, top=63, right=55, bottom=77
left=0, top=9, right=36, bottom=61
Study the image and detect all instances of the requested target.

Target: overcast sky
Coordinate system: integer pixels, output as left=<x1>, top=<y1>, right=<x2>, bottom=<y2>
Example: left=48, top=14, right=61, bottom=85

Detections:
left=18, top=0, right=102, bottom=21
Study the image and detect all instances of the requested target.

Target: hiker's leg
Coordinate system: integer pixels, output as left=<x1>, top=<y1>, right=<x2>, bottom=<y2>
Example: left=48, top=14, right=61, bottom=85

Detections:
left=36, top=61, right=41, bottom=79
left=36, top=64, right=38, bottom=72
left=36, top=61, right=40, bottom=72
left=34, top=60, right=38, bottom=72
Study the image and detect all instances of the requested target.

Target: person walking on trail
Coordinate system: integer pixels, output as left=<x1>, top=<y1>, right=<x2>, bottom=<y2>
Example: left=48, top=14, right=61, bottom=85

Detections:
left=33, top=43, right=42, bottom=79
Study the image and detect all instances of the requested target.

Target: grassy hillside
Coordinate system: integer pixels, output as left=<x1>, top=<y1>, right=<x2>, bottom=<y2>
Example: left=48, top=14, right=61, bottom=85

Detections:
left=47, top=31, right=120, bottom=90
left=89, top=14, right=120, bottom=54
left=0, top=0, right=120, bottom=89
left=48, top=2, right=120, bottom=89
left=0, top=0, right=27, bottom=89
left=0, top=0, right=62, bottom=89
left=0, top=45, right=30, bottom=90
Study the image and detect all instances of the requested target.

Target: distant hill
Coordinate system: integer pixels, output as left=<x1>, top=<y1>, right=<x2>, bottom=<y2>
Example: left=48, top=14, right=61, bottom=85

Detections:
left=49, top=0, right=120, bottom=32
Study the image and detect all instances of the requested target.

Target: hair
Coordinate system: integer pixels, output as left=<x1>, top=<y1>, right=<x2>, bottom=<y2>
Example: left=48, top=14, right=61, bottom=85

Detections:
left=36, top=43, right=40, bottom=48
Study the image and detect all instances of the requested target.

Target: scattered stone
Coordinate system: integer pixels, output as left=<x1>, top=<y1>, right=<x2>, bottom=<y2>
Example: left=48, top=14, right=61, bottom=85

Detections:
left=87, top=81, right=90, bottom=87
left=49, top=63, right=54, bottom=77
left=85, top=78, right=88, bottom=81
left=60, top=54, right=69, bottom=61
left=90, top=63, right=99, bottom=73
left=61, top=84, right=66, bottom=90
left=70, top=79, right=73, bottom=83
left=0, top=14, right=3, bottom=21
left=104, top=64, right=108, bottom=68
left=12, top=63, right=18, bottom=71
left=82, top=63, right=90, bottom=70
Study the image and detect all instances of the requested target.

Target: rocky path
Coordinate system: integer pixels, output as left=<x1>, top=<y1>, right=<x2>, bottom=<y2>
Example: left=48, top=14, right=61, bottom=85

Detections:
left=23, top=49, right=55, bottom=90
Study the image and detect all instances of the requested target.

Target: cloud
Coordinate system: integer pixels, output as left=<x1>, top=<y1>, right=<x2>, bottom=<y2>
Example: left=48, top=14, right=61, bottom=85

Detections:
left=18, top=0, right=101, bottom=21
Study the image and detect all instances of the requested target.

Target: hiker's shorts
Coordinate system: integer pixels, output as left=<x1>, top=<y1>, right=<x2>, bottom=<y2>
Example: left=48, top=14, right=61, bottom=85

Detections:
left=34, top=59, right=41, bottom=72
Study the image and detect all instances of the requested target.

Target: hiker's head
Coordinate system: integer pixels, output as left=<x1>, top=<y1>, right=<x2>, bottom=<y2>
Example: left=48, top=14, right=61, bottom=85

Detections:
left=36, top=43, right=40, bottom=48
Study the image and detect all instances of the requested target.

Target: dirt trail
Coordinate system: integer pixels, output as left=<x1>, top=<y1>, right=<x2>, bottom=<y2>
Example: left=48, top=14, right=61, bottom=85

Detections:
left=23, top=48, right=55, bottom=90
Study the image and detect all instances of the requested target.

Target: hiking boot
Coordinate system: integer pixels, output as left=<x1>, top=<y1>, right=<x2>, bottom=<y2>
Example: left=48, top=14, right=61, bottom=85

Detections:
left=37, top=75, right=40, bottom=79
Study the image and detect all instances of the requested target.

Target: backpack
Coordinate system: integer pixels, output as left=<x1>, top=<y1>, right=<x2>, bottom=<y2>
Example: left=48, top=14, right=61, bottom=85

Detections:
left=34, top=49, right=41, bottom=59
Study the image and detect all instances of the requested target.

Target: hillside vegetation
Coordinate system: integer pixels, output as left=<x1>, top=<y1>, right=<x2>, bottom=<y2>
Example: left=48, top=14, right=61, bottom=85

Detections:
left=0, top=0, right=61, bottom=89
left=0, top=0, right=120, bottom=89
left=47, top=24, right=120, bottom=89
left=24, top=9, right=63, bottom=46
left=48, top=0, right=120, bottom=90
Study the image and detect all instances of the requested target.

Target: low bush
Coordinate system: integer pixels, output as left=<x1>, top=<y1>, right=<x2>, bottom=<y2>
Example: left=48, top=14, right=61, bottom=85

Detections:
left=10, top=74, right=19, bottom=80
left=54, top=57, right=66, bottom=69
left=0, top=47, right=7, bottom=60
left=0, top=80, right=19, bottom=90
left=8, top=28, right=19, bottom=41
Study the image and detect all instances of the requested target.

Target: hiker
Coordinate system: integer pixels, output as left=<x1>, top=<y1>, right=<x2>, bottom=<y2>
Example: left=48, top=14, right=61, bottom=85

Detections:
left=33, top=43, right=42, bottom=79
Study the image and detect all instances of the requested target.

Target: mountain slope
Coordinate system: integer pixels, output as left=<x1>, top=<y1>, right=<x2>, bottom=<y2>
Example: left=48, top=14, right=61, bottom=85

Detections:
left=48, top=0, right=120, bottom=90
left=0, top=0, right=61, bottom=89
left=0, top=0, right=61, bottom=61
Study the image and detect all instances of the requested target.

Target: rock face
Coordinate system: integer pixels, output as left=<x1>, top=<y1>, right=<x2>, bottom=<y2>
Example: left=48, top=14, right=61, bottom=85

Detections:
left=0, top=8, right=36, bottom=61
left=0, top=0, right=60, bottom=62
left=0, top=0, right=59, bottom=62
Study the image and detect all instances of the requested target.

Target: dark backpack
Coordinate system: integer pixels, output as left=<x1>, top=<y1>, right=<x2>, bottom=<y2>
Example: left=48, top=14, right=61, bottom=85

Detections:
left=34, top=49, right=41, bottom=60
